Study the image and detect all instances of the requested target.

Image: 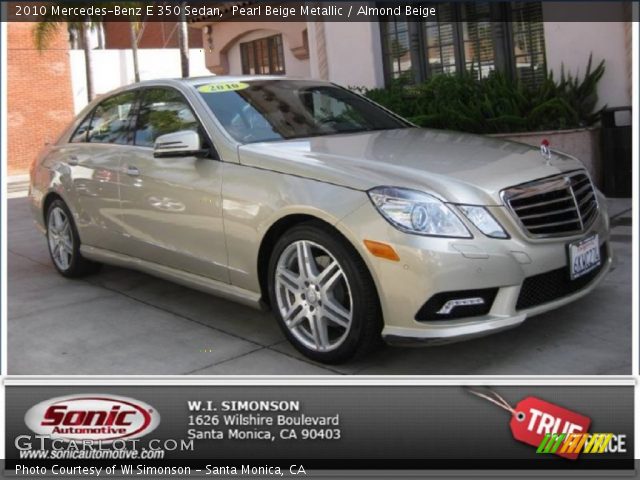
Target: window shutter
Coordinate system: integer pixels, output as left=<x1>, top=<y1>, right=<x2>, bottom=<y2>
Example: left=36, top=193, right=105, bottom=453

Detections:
left=511, top=2, right=546, bottom=86
left=460, top=2, right=496, bottom=79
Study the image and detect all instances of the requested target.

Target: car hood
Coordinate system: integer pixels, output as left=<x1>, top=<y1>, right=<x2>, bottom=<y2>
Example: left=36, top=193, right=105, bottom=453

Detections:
left=238, top=128, right=587, bottom=205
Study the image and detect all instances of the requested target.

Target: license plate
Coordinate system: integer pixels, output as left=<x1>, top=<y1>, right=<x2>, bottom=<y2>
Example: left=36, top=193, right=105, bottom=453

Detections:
left=568, top=234, right=601, bottom=280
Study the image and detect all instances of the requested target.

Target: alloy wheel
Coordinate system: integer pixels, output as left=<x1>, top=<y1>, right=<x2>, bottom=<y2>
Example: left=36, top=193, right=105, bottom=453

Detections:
left=47, top=206, right=74, bottom=271
left=274, top=240, right=353, bottom=352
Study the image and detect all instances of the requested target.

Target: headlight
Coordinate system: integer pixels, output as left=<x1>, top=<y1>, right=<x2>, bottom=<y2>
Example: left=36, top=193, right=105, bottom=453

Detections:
left=458, top=205, right=508, bottom=239
left=368, top=187, right=471, bottom=238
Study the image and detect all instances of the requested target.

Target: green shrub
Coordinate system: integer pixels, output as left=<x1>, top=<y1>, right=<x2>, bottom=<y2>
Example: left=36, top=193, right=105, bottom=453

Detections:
left=356, top=55, right=605, bottom=134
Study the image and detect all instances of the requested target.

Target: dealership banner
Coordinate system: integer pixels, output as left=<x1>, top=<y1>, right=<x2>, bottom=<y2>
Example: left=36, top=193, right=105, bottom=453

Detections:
left=3, top=384, right=634, bottom=476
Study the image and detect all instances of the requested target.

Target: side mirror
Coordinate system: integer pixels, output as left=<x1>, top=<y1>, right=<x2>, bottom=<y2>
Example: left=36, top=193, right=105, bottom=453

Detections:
left=153, top=130, right=208, bottom=158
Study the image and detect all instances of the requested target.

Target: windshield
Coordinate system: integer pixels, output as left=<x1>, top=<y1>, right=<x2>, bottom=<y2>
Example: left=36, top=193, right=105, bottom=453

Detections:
left=196, top=79, right=410, bottom=143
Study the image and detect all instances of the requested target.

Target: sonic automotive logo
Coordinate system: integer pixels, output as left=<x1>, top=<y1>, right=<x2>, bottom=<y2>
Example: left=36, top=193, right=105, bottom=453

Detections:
left=25, top=394, right=160, bottom=443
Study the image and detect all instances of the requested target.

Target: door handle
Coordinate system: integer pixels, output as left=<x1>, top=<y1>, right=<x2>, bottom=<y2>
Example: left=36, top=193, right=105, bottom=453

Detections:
left=68, top=155, right=79, bottom=166
left=125, top=166, right=140, bottom=177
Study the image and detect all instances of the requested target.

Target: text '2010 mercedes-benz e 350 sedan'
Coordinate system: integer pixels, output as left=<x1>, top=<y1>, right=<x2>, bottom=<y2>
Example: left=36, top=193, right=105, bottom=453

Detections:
left=29, top=76, right=612, bottom=363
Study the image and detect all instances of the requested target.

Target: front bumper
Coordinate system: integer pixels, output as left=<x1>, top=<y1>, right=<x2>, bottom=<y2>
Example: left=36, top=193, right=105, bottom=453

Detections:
left=337, top=195, right=612, bottom=345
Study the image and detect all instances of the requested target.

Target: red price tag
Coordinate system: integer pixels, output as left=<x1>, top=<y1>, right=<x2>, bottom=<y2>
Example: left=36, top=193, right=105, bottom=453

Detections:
left=510, top=396, right=591, bottom=460
left=468, top=389, right=592, bottom=461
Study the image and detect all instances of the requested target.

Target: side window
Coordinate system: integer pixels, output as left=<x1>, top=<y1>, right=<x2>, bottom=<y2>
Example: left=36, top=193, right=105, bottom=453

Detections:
left=134, top=88, right=199, bottom=148
left=87, top=92, right=137, bottom=144
left=70, top=112, right=94, bottom=143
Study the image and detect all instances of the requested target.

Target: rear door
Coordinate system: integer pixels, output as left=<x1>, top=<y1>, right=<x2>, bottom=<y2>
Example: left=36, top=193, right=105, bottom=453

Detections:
left=66, top=90, right=138, bottom=252
left=116, top=87, right=229, bottom=282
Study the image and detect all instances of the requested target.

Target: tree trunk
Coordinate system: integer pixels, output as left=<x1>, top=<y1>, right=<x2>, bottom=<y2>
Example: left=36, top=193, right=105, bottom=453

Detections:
left=178, top=3, right=189, bottom=78
left=97, top=21, right=105, bottom=49
left=129, top=21, right=140, bottom=83
left=69, top=27, right=78, bottom=49
left=82, top=20, right=95, bottom=102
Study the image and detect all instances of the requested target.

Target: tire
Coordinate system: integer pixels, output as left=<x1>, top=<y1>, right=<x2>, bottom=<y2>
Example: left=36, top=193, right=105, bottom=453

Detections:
left=268, top=222, right=382, bottom=364
left=46, top=199, right=101, bottom=278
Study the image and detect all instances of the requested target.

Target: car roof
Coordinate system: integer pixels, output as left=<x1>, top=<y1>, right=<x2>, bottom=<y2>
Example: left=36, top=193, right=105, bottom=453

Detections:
left=183, top=75, right=301, bottom=85
left=132, top=75, right=323, bottom=89
left=88, top=75, right=332, bottom=108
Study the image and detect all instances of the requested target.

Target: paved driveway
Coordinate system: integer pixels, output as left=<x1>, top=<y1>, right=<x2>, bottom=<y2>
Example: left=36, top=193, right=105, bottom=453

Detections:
left=7, top=197, right=632, bottom=375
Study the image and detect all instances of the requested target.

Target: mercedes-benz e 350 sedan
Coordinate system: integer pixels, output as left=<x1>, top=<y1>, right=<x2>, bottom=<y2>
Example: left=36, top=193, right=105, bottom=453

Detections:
left=30, top=76, right=611, bottom=363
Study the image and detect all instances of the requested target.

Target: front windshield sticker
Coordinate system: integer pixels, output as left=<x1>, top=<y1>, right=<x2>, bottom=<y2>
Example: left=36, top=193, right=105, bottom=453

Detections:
left=197, top=82, right=249, bottom=93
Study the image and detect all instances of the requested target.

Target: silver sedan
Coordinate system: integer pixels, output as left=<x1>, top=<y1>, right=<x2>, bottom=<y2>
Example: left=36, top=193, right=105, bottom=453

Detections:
left=30, top=77, right=611, bottom=363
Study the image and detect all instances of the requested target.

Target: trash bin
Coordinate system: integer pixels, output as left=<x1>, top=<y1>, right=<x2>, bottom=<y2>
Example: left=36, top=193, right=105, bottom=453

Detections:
left=600, top=106, right=632, bottom=198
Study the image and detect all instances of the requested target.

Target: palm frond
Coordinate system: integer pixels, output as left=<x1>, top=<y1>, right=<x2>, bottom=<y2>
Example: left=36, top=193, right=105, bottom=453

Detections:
left=33, top=21, right=64, bottom=51
left=32, top=1, right=133, bottom=49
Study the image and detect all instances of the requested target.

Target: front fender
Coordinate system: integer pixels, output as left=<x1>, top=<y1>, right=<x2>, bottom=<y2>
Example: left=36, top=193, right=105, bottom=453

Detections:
left=221, top=162, right=369, bottom=293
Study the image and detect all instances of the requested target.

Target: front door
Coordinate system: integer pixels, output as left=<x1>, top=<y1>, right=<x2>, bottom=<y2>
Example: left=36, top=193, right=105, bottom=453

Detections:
left=117, top=87, right=229, bottom=283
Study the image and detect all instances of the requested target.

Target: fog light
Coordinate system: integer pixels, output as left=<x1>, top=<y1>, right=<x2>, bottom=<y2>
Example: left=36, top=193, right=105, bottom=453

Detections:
left=436, top=297, right=485, bottom=315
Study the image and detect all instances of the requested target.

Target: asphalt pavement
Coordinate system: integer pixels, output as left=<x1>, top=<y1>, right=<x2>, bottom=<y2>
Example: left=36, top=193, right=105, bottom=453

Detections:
left=7, top=197, right=632, bottom=375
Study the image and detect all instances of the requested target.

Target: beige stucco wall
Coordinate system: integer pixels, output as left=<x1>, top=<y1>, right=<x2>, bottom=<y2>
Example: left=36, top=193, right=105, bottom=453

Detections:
left=197, top=21, right=309, bottom=76
left=542, top=18, right=632, bottom=109
left=321, top=22, right=385, bottom=88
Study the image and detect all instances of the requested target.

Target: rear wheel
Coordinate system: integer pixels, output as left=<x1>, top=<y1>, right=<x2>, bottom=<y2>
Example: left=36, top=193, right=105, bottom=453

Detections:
left=268, top=223, right=382, bottom=364
left=46, top=199, right=100, bottom=277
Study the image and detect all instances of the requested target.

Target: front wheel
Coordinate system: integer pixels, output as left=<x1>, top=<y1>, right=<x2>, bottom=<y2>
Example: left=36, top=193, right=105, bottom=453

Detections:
left=268, top=223, right=382, bottom=364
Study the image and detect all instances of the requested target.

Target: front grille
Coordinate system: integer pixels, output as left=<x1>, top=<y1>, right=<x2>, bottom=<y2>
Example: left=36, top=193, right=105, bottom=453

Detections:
left=502, top=171, right=599, bottom=238
left=516, top=242, right=607, bottom=310
left=415, top=288, right=498, bottom=322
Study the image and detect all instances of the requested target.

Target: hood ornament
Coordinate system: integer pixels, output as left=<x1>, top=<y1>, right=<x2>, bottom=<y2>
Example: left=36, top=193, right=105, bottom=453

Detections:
left=540, top=139, right=552, bottom=164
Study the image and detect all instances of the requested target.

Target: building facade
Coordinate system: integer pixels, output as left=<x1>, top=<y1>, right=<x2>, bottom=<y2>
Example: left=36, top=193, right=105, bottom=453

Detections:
left=6, top=5, right=632, bottom=176
left=192, top=2, right=632, bottom=110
